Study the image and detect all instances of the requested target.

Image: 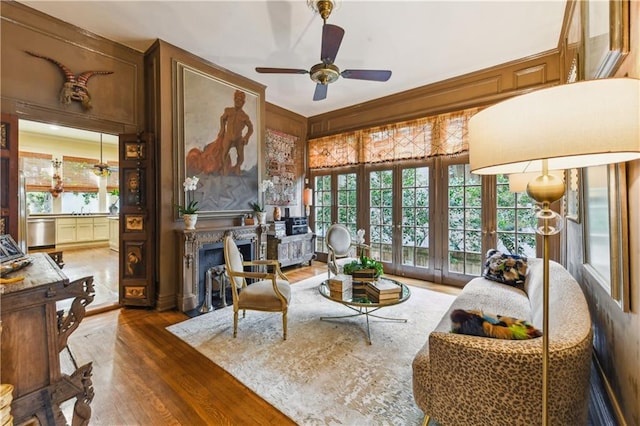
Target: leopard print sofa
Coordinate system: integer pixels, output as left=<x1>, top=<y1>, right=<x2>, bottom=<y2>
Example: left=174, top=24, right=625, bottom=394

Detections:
left=412, top=258, right=592, bottom=426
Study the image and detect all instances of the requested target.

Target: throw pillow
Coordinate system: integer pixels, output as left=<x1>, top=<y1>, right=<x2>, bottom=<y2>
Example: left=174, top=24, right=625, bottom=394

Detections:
left=450, top=309, right=542, bottom=340
left=483, top=249, right=528, bottom=289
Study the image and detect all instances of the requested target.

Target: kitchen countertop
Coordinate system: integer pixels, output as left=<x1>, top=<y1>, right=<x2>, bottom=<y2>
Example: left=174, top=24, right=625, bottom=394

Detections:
left=28, top=214, right=117, bottom=219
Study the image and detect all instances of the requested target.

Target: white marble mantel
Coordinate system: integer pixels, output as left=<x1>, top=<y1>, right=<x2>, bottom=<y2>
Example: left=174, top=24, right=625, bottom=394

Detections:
left=177, top=225, right=265, bottom=312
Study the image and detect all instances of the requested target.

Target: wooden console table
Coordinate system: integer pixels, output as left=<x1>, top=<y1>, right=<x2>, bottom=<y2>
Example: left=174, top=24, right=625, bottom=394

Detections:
left=267, top=232, right=316, bottom=268
left=1, top=253, right=95, bottom=425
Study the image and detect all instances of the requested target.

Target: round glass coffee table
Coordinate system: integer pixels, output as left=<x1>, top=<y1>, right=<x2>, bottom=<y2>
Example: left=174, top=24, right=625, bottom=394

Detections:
left=318, top=277, right=411, bottom=344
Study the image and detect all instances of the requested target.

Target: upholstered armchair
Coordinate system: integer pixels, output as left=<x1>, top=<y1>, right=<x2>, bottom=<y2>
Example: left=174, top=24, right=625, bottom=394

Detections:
left=326, top=223, right=369, bottom=279
left=223, top=235, right=292, bottom=339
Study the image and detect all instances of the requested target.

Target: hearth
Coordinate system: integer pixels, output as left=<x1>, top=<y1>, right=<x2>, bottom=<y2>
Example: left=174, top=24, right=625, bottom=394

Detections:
left=178, top=225, right=263, bottom=312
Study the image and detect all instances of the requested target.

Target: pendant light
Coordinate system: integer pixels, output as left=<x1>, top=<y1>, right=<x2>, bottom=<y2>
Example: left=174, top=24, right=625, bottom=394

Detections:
left=93, top=133, right=111, bottom=177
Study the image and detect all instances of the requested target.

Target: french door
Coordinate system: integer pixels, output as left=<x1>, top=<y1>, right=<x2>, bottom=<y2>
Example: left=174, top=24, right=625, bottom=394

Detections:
left=310, top=157, right=538, bottom=286
left=367, top=161, right=436, bottom=281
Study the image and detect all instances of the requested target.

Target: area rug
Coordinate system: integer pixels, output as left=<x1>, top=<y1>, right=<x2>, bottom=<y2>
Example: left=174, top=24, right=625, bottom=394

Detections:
left=167, top=275, right=455, bottom=425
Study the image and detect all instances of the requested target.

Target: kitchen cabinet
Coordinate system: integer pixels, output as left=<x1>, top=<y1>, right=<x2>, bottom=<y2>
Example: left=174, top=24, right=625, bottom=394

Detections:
left=76, top=218, right=94, bottom=242
left=55, top=218, right=76, bottom=244
left=54, top=216, right=110, bottom=246
left=108, top=217, right=119, bottom=251
left=93, top=217, right=109, bottom=240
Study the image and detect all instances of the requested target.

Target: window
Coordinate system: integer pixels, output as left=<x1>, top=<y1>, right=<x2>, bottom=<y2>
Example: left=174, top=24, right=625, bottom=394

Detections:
left=496, top=174, right=537, bottom=257
left=583, top=164, right=630, bottom=312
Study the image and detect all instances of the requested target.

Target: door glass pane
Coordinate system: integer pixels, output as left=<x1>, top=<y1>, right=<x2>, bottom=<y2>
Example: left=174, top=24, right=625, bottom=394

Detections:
left=448, top=164, right=482, bottom=275
left=313, top=175, right=332, bottom=253
left=496, top=174, right=537, bottom=256
left=401, top=167, right=430, bottom=268
left=336, top=172, right=357, bottom=237
left=369, top=169, right=393, bottom=262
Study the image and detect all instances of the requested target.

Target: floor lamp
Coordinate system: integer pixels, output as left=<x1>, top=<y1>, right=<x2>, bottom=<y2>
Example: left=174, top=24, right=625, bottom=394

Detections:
left=468, top=78, right=640, bottom=425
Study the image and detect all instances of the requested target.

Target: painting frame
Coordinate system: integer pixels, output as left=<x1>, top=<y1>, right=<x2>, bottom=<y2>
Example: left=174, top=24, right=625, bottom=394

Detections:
left=124, top=214, right=145, bottom=232
left=173, top=61, right=262, bottom=218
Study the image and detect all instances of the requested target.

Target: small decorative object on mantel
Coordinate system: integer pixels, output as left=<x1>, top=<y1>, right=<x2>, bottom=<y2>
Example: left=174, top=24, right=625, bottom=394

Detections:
left=25, top=51, right=114, bottom=111
left=183, top=214, right=198, bottom=230
left=249, top=201, right=266, bottom=224
left=176, top=176, right=200, bottom=229
left=273, top=206, right=282, bottom=221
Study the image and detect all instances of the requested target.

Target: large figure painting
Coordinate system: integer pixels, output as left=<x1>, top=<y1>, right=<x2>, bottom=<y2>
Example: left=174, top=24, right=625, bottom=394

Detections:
left=175, top=62, right=261, bottom=217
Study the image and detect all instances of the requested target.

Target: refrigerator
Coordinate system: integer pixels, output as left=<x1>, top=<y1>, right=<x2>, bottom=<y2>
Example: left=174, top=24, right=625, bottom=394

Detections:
left=17, top=170, right=27, bottom=253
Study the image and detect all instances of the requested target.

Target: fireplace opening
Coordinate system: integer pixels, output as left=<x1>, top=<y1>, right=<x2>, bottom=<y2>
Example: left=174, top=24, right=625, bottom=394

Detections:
left=191, top=239, right=254, bottom=316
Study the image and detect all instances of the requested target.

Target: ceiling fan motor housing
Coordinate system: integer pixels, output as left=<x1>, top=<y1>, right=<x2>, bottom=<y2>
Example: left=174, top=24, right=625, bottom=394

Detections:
left=310, top=63, right=340, bottom=85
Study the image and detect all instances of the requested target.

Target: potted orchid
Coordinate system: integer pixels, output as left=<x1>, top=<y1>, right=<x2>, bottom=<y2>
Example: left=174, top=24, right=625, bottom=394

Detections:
left=249, top=179, right=274, bottom=224
left=177, top=176, right=200, bottom=229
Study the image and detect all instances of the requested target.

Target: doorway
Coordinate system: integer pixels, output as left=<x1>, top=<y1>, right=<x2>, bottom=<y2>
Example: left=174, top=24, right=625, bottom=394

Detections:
left=18, top=119, right=120, bottom=310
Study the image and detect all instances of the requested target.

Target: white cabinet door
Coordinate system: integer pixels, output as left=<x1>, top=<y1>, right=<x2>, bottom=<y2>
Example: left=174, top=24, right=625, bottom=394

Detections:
left=56, top=218, right=76, bottom=244
left=109, top=218, right=119, bottom=251
left=93, top=217, right=109, bottom=240
left=76, top=218, right=94, bottom=242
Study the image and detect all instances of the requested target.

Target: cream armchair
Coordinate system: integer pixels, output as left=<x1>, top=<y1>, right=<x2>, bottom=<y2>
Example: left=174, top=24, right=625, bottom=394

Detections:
left=223, top=235, right=292, bottom=340
left=326, top=223, right=369, bottom=279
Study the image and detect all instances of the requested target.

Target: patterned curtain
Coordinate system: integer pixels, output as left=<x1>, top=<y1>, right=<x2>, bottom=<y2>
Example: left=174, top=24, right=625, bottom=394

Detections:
left=106, top=161, right=120, bottom=192
left=308, top=107, right=478, bottom=169
left=308, top=131, right=360, bottom=169
left=62, top=156, right=99, bottom=192
left=19, top=151, right=53, bottom=191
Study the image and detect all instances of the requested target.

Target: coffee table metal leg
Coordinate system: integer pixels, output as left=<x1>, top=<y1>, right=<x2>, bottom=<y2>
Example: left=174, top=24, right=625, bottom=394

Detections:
left=320, top=305, right=407, bottom=344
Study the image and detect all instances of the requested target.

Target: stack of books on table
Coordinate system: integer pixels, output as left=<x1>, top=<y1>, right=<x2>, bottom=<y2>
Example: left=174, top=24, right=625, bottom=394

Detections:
left=328, top=274, right=352, bottom=300
left=366, top=278, right=402, bottom=303
left=351, top=269, right=377, bottom=298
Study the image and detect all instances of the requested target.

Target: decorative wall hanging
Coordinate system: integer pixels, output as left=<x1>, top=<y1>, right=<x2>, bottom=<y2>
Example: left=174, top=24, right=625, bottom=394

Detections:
left=174, top=62, right=262, bottom=218
left=25, top=51, right=114, bottom=111
left=265, top=129, right=298, bottom=206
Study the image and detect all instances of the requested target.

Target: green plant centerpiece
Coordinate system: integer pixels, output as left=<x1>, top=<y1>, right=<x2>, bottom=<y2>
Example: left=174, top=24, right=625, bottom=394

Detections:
left=342, top=253, right=384, bottom=278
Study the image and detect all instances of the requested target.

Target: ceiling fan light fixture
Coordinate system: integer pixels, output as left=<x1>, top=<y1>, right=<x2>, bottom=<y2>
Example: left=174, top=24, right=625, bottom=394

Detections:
left=93, top=162, right=111, bottom=177
left=310, top=63, right=340, bottom=85
left=93, top=133, right=111, bottom=177
left=307, top=0, right=340, bottom=22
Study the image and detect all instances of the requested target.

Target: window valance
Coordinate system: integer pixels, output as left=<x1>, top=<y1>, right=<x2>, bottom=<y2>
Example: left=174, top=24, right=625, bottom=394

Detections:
left=308, top=107, right=478, bottom=169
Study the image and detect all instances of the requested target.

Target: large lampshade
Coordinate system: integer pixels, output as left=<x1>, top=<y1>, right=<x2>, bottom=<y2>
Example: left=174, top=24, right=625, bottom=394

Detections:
left=468, top=77, right=640, bottom=426
left=469, top=78, right=640, bottom=175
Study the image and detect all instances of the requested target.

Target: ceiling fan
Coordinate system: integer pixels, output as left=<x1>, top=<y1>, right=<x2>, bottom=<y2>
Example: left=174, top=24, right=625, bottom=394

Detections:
left=255, top=0, right=392, bottom=101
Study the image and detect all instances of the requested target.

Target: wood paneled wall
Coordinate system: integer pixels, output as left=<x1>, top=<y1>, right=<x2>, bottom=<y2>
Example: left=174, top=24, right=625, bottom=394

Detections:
left=307, top=50, right=561, bottom=138
left=0, top=2, right=144, bottom=135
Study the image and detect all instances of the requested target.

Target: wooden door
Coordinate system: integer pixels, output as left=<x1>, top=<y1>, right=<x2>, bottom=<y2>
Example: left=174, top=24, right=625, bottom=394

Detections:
left=118, top=132, right=156, bottom=307
left=1, top=114, right=19, bottom=240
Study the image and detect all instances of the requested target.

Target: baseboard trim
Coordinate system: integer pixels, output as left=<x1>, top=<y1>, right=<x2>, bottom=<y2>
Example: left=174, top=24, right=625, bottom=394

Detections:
left=593, top=353, right=627, bottom=426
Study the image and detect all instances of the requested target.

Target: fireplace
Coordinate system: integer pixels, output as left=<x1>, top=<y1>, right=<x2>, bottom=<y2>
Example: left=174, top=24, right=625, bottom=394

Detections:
left=177, top=225, right=264, bottom=312
left=196, top=240, right=253, bottom=310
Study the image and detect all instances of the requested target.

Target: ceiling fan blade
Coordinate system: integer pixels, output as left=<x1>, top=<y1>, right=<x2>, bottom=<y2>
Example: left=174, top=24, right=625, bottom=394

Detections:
left=255, top=67, right=308, bottom=74
left=313, top=83, right=328, bottom=101
left=341, top=69, right=392, bottom=81
left=320, top=24, right=345, bottom=65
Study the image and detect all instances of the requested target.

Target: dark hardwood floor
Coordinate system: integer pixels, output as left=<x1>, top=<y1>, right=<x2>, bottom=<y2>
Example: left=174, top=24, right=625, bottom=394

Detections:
left=60, top=260, right=459, bottom=425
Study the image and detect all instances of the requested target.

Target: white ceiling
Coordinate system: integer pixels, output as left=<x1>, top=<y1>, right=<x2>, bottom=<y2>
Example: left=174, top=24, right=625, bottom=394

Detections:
left=20, top=119, right=119, bottom=144
left=19, top=0, right=567, bottom=118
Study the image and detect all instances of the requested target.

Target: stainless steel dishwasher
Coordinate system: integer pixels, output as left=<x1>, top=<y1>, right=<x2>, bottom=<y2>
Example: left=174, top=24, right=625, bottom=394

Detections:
left=27, top=218, right=56, bottom=249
